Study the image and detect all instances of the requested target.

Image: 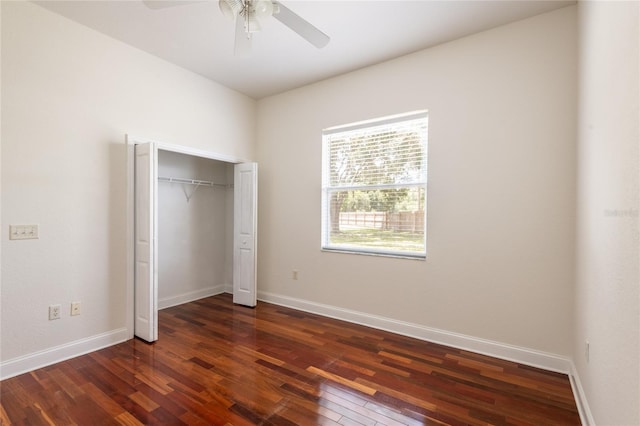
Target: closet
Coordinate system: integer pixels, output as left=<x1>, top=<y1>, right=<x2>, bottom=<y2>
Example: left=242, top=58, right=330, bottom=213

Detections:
left=157, top=150, right=233, bottom=310
left=132, top=140, right=257, bottom=343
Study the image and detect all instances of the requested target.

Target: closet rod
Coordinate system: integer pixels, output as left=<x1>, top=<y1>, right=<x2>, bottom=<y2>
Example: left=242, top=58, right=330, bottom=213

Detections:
left=158, top=176, right=229, bottom=188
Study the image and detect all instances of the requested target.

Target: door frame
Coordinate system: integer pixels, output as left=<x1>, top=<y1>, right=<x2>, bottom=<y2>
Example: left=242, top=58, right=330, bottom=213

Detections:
left=125, top=134, right=251, bottom=340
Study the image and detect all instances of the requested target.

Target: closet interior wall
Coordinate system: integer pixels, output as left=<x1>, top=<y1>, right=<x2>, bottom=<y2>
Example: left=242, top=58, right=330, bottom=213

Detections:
left=157, top=150, right=234, bottom=309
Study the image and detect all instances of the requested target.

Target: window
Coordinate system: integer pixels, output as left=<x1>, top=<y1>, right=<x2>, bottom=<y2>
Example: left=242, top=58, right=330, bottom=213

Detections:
left=321, top=111, right=428, bottom=258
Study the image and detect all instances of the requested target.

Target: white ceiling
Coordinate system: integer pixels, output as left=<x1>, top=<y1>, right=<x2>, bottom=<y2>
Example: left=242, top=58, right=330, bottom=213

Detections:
left=34, top=0, right=574, bottom=99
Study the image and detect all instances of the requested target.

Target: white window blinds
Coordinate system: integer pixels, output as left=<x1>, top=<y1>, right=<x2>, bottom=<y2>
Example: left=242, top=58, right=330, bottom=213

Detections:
left=321, top=111, right=428, bottom=258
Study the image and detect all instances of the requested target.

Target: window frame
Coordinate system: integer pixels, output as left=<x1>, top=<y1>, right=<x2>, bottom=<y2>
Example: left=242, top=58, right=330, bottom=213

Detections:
left=321, top=111, right=428, bottom=259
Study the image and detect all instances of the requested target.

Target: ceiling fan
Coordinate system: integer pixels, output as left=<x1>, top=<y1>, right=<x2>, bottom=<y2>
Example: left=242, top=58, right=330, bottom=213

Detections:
left=144, top=0, right=330, bottom=55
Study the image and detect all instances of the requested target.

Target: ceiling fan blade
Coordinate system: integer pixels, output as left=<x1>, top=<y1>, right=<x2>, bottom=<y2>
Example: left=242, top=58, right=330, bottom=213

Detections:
left=234, top=15, right=251, bottom=56
left=272, top=1, right=330, bottom=49
left=142, top=1, right=203, bottom=10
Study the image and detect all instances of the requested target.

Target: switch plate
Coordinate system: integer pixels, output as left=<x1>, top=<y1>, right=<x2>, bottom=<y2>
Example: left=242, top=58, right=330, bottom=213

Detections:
left=71, top=302, right=81, bottom=316
left=10, top=224, right=39, bottom=240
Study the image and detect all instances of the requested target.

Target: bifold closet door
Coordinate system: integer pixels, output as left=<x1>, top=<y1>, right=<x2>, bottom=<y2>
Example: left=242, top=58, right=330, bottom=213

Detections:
left=134, top=142, right=158, bottom=342
left=133, top=143, right=257, bottom=340
left=233, top=162, right=258, bottom=307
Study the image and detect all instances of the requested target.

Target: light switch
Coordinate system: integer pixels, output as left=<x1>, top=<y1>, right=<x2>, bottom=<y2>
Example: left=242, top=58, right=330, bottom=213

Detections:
left=9, top=224, right=39, bottom=240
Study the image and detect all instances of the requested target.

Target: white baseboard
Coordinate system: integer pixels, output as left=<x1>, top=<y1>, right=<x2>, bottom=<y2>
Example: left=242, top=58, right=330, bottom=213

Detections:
left=158, top=285, right=226, bottom=310
left=257, top=291, right=572, bottom=374
left=0, top=328, right=129, bottom=381
left=568, top=361, right=596, bottom=426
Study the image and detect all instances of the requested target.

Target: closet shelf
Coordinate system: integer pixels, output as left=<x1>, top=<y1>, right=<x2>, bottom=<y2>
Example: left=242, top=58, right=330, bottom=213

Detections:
left=158, top=176, right=230, bottom=189
left=158, top=176, right=232, bottom=202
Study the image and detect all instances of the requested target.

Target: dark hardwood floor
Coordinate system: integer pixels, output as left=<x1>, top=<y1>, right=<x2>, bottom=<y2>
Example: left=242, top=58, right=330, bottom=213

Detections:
left=1, top=294, right=580, bottom=425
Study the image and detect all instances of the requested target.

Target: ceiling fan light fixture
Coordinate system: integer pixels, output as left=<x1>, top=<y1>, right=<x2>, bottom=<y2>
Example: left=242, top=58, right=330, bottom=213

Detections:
left=245, top=13, right=261, bottom=33
left=253, top=0, right=274, bottom=19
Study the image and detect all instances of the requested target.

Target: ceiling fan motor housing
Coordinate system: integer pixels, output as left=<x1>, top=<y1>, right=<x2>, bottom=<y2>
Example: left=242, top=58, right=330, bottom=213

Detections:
left=219, top=0, right=274, bottom=21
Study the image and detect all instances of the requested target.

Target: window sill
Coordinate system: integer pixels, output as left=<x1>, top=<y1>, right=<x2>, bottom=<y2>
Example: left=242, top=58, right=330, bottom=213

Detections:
left=321, top=247, right=426, bottom=260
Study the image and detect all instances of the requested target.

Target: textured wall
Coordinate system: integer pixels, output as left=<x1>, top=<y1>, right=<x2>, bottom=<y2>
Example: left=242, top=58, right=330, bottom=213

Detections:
left=574, top=1, right=640, bottom=423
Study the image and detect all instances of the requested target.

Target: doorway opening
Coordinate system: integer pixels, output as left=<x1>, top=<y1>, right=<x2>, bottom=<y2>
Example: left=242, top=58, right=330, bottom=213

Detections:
left=126, top=136, right=257, bottom=342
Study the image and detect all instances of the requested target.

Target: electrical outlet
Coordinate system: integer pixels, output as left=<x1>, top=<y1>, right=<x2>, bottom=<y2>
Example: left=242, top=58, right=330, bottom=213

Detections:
left=585, top=340, right=590, bottom=363
left=49, top=304, right=61, bottom=320
left=292, top=270, right=299, bottom=280
left=71, top=301, right=81, bottom=316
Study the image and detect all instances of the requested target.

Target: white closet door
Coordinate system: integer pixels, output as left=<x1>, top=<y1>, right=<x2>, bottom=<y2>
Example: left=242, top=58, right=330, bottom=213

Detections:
left=233, top=162, right=258, bottom=307
left=134, top=142, right=158, bottom=342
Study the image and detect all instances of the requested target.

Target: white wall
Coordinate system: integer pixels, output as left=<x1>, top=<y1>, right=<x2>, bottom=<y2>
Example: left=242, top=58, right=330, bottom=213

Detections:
left=575, top=1, right=640, bottom=424
left=157, top=151, right=233, bottom=308
left=0, top=2, right=255, bottom=367
left=257, top=7, right=577, bottom=356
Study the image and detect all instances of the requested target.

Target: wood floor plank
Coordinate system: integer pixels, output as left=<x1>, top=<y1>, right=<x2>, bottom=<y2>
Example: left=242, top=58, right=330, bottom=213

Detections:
left=115, top=411, right=144, bottom=426
left=307, top=366, right=377, bottom=396
left=0, top=294, right=580, bottom=425
left=0, top=401, right=12, bottom=425
left=80, top=382, right=127, bottom=418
